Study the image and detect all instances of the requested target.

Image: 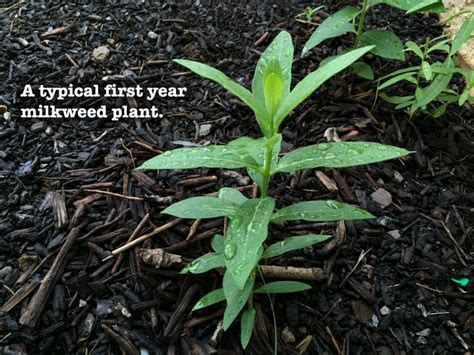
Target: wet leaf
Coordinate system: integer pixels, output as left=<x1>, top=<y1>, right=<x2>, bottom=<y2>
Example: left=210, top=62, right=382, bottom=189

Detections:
left=254, top=281, right=312, bottom=294
left=240, top=309, right=256, bottom=349
left=272, top=200, right=375, bottom=222
left=359, top=30, right=405, bottom=60
left=211, top=234, right=225, bottom=253
left=352, top=61, right=374, bottom=80
left=262, top=234, right=332, bottom=259
left=379, top=72, right=417, bottom=90
left=163, top=197, right=238, bottom=218
left=192, top=288, right=225, bottom=311
left=223, top=272, right=254, bottom=330
left=218, top=188, right=248, bottom=205
left=181, top=252, right=224, bottom=274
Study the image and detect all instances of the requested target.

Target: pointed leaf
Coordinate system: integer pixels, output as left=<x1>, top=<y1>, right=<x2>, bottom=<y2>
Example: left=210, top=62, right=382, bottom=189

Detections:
left=254, top=281, right=312, bottom=294
left=414, top=59, right=454, bottom=109
left=360, top=30, right=405, bottom=60
left=211, top=234, right=225, bottom=253
left=224, top=198, right=275, bottom=289
left=181, top=252, right=225, bottom=274
left=352, top=61, right=374, bottom=80
left=421, top=62, right=432, bottom=80
left=192, top=288, right=225, bottom=311
left=301, top=6, right=360, bottom=57
left=262, top=234, right=331, bottom=259
left=405, top=41, right=424, bottom=59
left=163, top=197, right=238, bottom=218
left=450, top=13, right=474, bottom=55
left=406, top=0, right=442, bottom=13
left=272, top=200, right=375, bottom=222
left=274, top=46, right=374, bottom=129
left=379, top=72, right=417, bottom=90
left=240, top=309, right=256, bottom=349
left=379, top=93, right=414, bottom=104
left=218, top=188, right=248, bottom=205
left=137, top=145, right=259, bottom=170
left=273, top=142, right=411, bottom=173
left=223, top=272, right=254, bottom=330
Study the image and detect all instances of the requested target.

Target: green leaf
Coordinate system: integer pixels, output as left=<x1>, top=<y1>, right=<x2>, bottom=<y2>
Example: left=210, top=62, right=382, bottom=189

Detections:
left=380, top=0, right=445, bottom=13
left=406, top=0, right=444, bottom=13
left=137, top=145, right=258, bottom=170
left=254, top=281, right=312, bottom=294
left=379, top=93, right=414, bottom=104
left=414, top=59, right=454, bottom=109
left=174, top=59, right=269, bottom=136
left=431, top=104, right=447, bottom=118
left=252, top=31, right=293, bottom=129
left=421, top=61, right=432, bottom=80
left=211, top=234, right=225, bottom=253
left=273, top=142, right=411, bottom=173
left=379, top=72, right=417, bottom=90
left=396, top=100, right=415, bottom=110
left=427, top=39, right=451, bottom=54
left=240, top=309, right=256, bottom=349
left=459, top=90, right=470, bottom=105
left=218, top=188, right=248, bottom=205
left=272, top=200, right=375, bottom=222
left=262, top=234, right=331, bottom=259
left=224, top=198, right=275, bottom=289
left=352, top=61, right=374, bottom=80
left=405, top=41, right=424, bottom=59
left=450, top=14, right=474, bottom=55
left=274, top=46, right=374, bottom=129
left=301, top=6, right=360, bottom=57
left=223, top=271, right=254, bottom=330
left=181, top=252, right=225, bottom=274
left=192, top=288, right=226, bottom=311
left=163, top=197, right=238, bottom=218
left=359, top=30, right=405, bottom=60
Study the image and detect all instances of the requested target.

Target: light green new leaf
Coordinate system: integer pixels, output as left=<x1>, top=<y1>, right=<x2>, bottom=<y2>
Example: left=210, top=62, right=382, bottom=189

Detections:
left=273, top=46, right=374, bottom=129
left=352, top=62, right=374, bottom=80
left=406, top=0, right=444, bottom=13
left=211, top=234, right=225, bottom=253
left=181, top=252, right=225, bottom=274
left=174, top=59, right=270, bottom=136
left=301, top=6, right=360, bottom=57
left=137, top=145, right=258, bottom=170
left=163, top=197, right=238, bottom=218
left=218, top=187, right=248, bottom=205
left=421, top=62, right=432, bottom=80
left=379, top=72, right=417, bottom=90
left=379, top=93, right=414, bottom=104
left=192, top=288, right=226, bottom=311
left=254, top=281, right=312, bottom=294
left=272, top=200, right=375, bottom=222
left=427, top=39, right=451, bottom=54
left=240, top=309, right=256, bottom=349
left=223, top=272, right=254, bottom=330
left=224, top=198, right=275, bottom=289
left=450, top=14, right=474, bottom=55
left=405, top=41, right=424, bottom=59
left=359, top=30, right=405, bottom=60
left=262, top=234, right=332, bottom=259
left=380, top=0, right=445, bottom=13
left=253, top=31, right=293, bottom=120
left=273, top=142, right=411, bottom=173
left=414, top=59, right=454, bottom=109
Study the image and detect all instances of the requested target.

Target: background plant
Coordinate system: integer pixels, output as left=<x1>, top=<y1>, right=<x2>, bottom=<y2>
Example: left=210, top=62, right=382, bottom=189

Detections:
left=378, top=13, right=474, bottom=117
left=138, top=31, right=411, bottom=349
left=301, top=0, right=446, bottom=79
left=295, top=5, right=324, bottom=24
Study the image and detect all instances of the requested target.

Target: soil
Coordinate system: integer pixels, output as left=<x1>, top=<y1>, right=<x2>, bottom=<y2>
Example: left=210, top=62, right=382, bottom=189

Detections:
left=0, top=1, right=473, bottom=354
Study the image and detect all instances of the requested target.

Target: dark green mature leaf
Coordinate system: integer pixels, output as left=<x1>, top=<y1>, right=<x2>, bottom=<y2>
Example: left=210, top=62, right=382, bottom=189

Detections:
left=301, top=6, right=360, bottom=57
left=272, top=200, right=375, bottom=222
left=253, top=31, right=293, bottom=122
left=137, top=145, right=259, bottom=170
left=240, top=309, right=256, bottom=349
left=223, top=271, right=255, bottom=330
left=262, top=234, right=331, bottom=259
left=254, top=281, right=312, bottom=294
left=218, top=188, right=248, bottom=205
left=359, top=30, right=405, bottom=60
left=352, top=62, right=374, bottom=80
left=211, top=234, right=225, bottom=253
left=192, top=288, right=225, bottom=311
left=379, top=72, right=417, bottom=90
left=273, top=142, right=411, bottom=173
left=414, top=58, right=454, bottom=109
left=163, top=197, right=238, bottom=218
left=450, top=13, right=474, bottom=55
left=173, top=59, right=270, bottom=136
left=273, top=46, right=374, bottom=129
left=181, top=252, right=225, bottom=274
left=380, top=0, right=445, bottom=13
left=224, top=198, right=275, bottom=289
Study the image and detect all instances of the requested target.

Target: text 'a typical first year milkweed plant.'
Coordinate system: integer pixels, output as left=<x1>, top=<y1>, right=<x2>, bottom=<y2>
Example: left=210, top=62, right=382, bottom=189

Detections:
left=138, top=31, right=411, bottom=349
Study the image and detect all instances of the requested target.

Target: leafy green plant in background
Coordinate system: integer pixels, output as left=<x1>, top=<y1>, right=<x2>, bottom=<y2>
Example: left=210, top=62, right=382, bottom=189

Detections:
left=295, top=5, right=324, bottom=24
left=301, top=0, right=446, bottom=79
left=378, top=13, right=474, bottom=117
left=138, top=31, right=411, bottom=349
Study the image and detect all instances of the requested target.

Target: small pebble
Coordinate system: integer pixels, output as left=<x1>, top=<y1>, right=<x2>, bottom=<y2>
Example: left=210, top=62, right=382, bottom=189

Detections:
left=147, top=31, right=158, bottom=40
left=281, top=326, right=296, bottom=343
left=380, top=306, right=391, bottom=316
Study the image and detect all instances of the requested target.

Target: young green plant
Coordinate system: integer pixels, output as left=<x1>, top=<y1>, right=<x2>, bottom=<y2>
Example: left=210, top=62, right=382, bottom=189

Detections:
left=378, top=13, right=474, bottom=117
left=138, top=31, right=411, bottom=349
left=295, top=5, right=324, bottom=24
left=301, top=0, right=446, bottom=79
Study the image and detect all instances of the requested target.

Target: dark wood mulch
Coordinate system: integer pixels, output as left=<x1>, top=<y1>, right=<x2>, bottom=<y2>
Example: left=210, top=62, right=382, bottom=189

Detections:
left=0, top=1, right=472, bottom=354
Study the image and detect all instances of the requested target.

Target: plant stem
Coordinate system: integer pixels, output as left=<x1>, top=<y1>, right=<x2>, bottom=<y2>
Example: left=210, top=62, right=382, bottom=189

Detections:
left=354, top=0, right=369, bottom=48
left=260, top=144, right=273, bottom=198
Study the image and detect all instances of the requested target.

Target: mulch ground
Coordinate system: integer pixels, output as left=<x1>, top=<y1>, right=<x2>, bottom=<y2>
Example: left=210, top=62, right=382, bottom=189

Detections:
left=0, top=1, right=473, bottom=354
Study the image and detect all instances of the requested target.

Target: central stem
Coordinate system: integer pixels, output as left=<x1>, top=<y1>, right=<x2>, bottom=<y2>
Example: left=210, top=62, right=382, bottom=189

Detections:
left=260, top=143, right=273, bottom=198
left=354, top=0, right=369, bottom=48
